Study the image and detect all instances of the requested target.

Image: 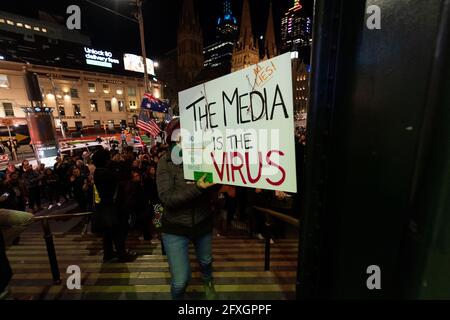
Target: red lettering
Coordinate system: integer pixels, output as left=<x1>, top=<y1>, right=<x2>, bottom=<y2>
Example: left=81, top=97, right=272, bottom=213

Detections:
left=230, top=151, right=247, bottom=184
left=265, top=150, right=286, bottom=186
left=245, top=152, right=262, bottom=183
left=211, top=152, right=228, bottom=181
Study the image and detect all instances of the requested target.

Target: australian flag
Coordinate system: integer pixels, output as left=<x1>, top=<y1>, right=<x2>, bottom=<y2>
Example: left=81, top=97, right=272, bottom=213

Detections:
left=141, top=93, right=169, bottom=113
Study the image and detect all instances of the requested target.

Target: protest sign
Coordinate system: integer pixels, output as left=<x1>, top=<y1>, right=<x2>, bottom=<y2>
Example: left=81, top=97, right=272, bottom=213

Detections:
left=178, top=53, right=297, bottom=192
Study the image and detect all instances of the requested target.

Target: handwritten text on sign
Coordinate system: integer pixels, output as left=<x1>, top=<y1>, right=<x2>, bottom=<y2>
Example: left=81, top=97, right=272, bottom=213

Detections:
left=179, top=53, right=297, bottom=192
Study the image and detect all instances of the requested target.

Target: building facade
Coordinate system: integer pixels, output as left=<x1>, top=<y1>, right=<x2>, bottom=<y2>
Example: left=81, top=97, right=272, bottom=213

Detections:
left=0, top=60, right=163, bottom=136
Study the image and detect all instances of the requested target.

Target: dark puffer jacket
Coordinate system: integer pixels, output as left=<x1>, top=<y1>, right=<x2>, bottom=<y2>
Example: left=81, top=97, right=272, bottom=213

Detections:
left=156, top=153, right=217, bottom=237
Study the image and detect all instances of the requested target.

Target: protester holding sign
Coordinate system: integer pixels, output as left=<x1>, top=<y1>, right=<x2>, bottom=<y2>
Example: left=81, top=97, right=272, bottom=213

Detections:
left=156, top=118, right=219, bottom=300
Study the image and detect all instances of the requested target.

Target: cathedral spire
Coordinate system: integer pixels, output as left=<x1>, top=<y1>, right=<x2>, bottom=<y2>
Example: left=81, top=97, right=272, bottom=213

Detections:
left=180, top=0, right=198, bottom=27
left=237, top=0, right=256, bottom=50
left=264, top=1, right=278, bottom=59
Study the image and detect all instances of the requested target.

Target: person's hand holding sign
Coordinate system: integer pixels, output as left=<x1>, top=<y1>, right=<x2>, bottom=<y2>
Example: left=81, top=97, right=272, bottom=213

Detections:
left=196, top=173, right=215, bottom=190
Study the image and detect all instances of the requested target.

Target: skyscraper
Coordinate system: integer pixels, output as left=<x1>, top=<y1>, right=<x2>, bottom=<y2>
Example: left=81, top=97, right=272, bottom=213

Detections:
left=203, top=0, right=238, bottom=70
left=216, top=0, right=238, bottom=42
left=280, top=0, right=312, bottom=62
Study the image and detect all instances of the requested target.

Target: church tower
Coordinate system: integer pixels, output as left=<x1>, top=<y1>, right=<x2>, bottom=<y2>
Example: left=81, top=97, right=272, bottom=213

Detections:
left=263, top=1, right=278, bottom=60
left=177, top=0, right=204, bottom=86
left=231, top=0, right=260, bottom=72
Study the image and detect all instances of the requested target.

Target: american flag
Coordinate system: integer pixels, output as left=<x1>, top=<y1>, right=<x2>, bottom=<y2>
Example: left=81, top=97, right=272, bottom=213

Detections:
left=137, top=109, right=161, bottom=137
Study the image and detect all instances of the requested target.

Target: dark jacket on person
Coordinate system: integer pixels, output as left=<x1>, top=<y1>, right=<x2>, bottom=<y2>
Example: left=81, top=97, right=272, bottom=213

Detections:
left=156, top=153, right=218, bottom=237
left=23, top=170, right=41, bottom=189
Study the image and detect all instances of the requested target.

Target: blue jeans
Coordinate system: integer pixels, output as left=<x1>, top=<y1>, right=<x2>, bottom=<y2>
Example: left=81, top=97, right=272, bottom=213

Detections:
left=162, top=232, right=213, bottom=300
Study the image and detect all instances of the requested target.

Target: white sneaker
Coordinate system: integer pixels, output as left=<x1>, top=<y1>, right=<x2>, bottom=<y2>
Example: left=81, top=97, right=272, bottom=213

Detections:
left=47, top=204, right=53, bottom=210
left=57, top=202, right=62, bottom=207
left=270, top=239, right=275, bottom=245
left=256, top=233, right=264, bottom=240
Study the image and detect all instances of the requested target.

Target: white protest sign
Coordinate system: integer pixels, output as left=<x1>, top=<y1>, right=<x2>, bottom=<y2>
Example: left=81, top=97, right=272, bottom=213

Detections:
left=178, top=52, right=297, bottom=192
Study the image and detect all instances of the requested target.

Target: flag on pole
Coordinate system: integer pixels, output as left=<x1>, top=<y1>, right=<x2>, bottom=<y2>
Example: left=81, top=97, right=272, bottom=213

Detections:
left=141, top=93, right=169, bottom=113
left=137, top=109, right=161, bottom=137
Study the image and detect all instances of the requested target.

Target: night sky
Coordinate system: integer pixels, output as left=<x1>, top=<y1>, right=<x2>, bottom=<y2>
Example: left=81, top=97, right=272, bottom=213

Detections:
left=0, top=0, right=314, bottom=60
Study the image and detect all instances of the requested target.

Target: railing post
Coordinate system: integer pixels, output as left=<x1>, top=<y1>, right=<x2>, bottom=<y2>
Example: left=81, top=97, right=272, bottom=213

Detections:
left=41, top=219, right=61, bottom=284
left=264, top=214, right=271, bottom=271
left=161, top=238, right=166, bottom=256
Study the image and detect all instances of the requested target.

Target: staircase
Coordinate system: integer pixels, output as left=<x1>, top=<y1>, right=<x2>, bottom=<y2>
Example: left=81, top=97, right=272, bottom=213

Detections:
left=6, top=231, right=298, bottom=300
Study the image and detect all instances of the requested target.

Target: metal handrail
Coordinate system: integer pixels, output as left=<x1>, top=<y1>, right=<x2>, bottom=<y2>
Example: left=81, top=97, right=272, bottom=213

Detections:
left=252, top=206, right=300, bottom=228
left=32, top=211, right=94, bottom=284
left=33, top=212, right=93, bottom=222
left=252, top=206, right=299, bottom=271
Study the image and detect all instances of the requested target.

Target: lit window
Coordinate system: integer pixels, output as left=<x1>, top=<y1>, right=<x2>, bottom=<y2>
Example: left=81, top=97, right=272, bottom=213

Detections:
left=0, top=19, right=5, bottom=23
left=33, top=26, right=40, bottom=31
left=116, top=87, right=123, bottom=95
left=25, top=24, right=31, bottom=29
left=7, top=20, right=14, bottom=25
left=16, top=22, right=23, bottom=27
left=90, top=100, right=98, bottom=112
left=42, top=28, right=47, bottom=33
left=88, top=82, right=96, bottom=93
left=103, top=84, right=110, bottom=94
left=0, top=74, right=9, bottom=88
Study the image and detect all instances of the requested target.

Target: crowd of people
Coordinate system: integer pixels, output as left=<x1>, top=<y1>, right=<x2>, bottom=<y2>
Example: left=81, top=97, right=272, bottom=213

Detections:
left=0, top=121, right=307, bottom=300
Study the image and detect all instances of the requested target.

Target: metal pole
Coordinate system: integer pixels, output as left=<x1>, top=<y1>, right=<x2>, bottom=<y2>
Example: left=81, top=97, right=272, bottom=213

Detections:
left=137, top=0, right=149, bottom=93
left=41, top=219, right=61, bottom=284
left=6, top=125, right=17, bottom=161
left=49, top=75, right=66, bottom=139
left=264, top=214, right=271, bottom=271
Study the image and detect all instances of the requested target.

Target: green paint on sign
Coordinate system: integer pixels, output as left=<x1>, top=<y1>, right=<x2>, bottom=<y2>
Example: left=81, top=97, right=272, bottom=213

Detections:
left=194, top=171, right=213, bottom=183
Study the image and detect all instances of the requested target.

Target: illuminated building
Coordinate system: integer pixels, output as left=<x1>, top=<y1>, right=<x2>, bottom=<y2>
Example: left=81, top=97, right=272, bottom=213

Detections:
left=280, top=0, right=312, bottom=61
left=203, top=0, right=238, bottom=70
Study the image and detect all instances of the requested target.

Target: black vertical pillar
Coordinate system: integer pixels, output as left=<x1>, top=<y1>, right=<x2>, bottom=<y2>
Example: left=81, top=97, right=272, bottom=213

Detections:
left=298, top=0, right=450, bottom=299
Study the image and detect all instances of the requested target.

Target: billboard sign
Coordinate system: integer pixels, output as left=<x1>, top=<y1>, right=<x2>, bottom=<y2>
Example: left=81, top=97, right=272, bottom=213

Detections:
left=84, top=47, right=120, bottom=68
left=124, top=53, right=155, bottom=76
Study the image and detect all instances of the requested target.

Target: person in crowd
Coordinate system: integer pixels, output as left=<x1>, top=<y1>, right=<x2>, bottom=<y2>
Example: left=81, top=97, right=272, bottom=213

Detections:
left=3, top=172, right=26, bottom=212
left=22, top=164, right=42, bottom=214
left=5, top=163, right=18, bottom=180
left=69, top=167, right=88, bottom=212
left=118, top=170, right=149, bottom=241
left=92, top=149, right=136, bottom=263
left=75, top=159, right=90, bottom=178
left=0, top=191, right=34, bottom=300
left=120, top=131, right=128, bottom=148
left=95, top=136, right=103, bottom=143
left=156, top=118, right=218, bottom=300
left=142, top=165, right=160, bottom=241
left=19, top=160, right=29, bottom=176
left=54, top=156, right=70, bottom=202
left=42, top=168, right=59, bottom=210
